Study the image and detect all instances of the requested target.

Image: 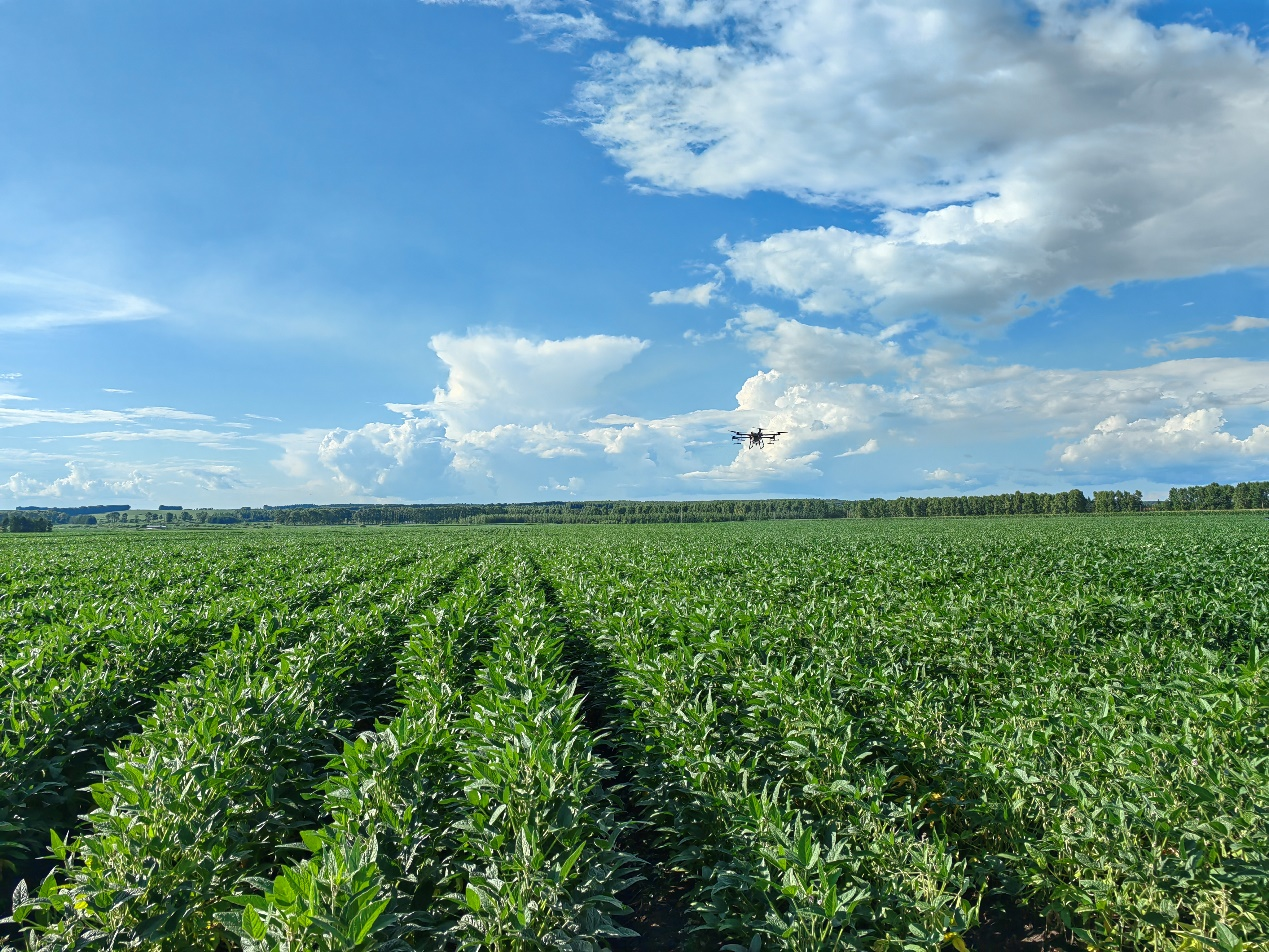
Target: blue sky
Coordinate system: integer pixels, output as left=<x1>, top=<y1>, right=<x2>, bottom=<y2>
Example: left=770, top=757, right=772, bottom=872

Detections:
left=1, top=0, right=1267, bottom=506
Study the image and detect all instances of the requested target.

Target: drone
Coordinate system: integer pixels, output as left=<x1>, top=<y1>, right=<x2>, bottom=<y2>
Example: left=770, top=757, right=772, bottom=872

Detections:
left=731, top=428, right=787, bottom=449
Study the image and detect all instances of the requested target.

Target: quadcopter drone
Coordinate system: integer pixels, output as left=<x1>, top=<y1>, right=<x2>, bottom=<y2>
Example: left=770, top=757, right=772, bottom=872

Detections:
left=731, top=428, right=787, bottom=449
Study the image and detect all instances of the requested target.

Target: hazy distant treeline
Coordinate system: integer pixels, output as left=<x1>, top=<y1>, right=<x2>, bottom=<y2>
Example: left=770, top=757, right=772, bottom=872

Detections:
left=5, top=479, right=1264, bottom=530
left=270, top=489, right=1131, bottom=525
left=269, top=481, right=1268, bottom=525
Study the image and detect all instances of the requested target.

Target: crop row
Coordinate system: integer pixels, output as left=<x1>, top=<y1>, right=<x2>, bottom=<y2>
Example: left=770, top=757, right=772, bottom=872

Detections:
left=526, top=517, right=1268, bottom=951
left=219, top=553, right=636, bottom=950
left=1, top=534, right=451, bottom=880
left=5, top=536, right=481, bottom=949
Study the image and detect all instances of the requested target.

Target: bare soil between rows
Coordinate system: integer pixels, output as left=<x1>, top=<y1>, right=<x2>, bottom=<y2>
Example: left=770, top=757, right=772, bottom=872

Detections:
left=967, top=898, right=1081, bottom=951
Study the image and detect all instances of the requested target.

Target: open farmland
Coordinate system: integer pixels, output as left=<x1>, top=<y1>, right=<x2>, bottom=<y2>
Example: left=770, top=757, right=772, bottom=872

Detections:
left=1, top=516, right=1266, bottom=951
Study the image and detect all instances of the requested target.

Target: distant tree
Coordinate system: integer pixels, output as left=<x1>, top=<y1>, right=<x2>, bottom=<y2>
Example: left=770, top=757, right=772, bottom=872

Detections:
left=1, top=514, right=52, bottom=533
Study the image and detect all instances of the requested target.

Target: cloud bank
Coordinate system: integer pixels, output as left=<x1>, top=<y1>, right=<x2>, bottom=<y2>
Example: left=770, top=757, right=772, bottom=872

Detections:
left=284, top=311, right=1269, bottom=500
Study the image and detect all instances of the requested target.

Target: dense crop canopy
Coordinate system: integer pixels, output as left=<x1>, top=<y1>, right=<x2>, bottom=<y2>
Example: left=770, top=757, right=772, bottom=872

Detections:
left=1, top=516, right=1266, bottom=951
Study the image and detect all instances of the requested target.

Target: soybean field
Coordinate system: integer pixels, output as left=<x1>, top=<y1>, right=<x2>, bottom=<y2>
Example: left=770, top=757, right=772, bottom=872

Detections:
left=1, top=516, right=1266, bottom=951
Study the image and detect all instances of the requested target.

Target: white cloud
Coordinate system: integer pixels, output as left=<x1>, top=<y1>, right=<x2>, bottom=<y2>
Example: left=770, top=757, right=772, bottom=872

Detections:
left=0, top=271, right=165, bottom=332
left=1227, top=315, right=1269, bottom=332
left=733, top=306, right=911, bottom=381
left=837, top=438, right=878, bottom=457
left=0, top=394, right=36, bottom=403
left=419, top=0, right=612, bottom=49
left=681, top=442, right=822, bottom=485
left=1059, top=409, right=1269, bottom=468
left=908, top=356, right=1269, bottom=427
left=183, top=465, right=245, bottom=493
left=124, top=407, right=215, bottom=421
left=0, top=404, right=214, bottom=430
left=650, top=280, right=719, bottom=306
left=102, top=388, right=133, bottom=394
left=300, top=331, right=650, bottom=497
left=0, top=456, right=249, bottom=503
left=0, top=372, right=20, bottom=380
left=316, top=417, right=451, bottom=495
left=245, top=413, right=283, bottom=422
left=429, top=330, right=649, bottom=434
left=1144, top=315, right=1269, bottom=354
left=580, top=1, right=1269, bottom=325
left=539, top=476, right=584, bottom=494
left=1, top=461, right=152, bottom=500
left=1142, top=335, right=1215, bottom=358
left=0, top=408, right=135, bottom=429
left=75, top=428, right=242, bottom=446
left=271, top=307, right=1269, bottom=500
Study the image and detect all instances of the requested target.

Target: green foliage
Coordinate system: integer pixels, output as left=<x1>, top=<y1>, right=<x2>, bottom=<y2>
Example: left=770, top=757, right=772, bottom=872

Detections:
left=529, top=516, right=1269, bottom=950
left=0, top=534, right=444, bottom=878
left=1164, top=480, right=1269, bottom=511
left=3, top=517, right=1267, bottom=951
left=0, top=514, right=52, bottom=532
left=218, top=835, right=400, bottom=951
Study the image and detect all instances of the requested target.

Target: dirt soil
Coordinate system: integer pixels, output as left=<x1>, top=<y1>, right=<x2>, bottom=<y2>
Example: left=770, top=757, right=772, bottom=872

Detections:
left=967, top=899, right=1081, bottom=951
left=610, top=872, right=696, bottom=951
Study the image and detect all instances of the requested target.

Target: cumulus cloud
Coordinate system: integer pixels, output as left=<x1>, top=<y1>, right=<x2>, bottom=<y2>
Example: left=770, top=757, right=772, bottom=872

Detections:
left=682, top=444, right=822, bottom=486
left=428, top=330, right=648, bottom=433
left=1059, top=409, right=1269, bottom=468
left=275, top=308, right=1269, bottom=499
left=419, top=0, right=612, bottom=49
left=579, top=0, right=1269, bottom=324
left=298, top=331, right=650, bottom=497
left=316, top=417, right=451, bottom=494
left=650, top=280, right=719, bottom=306
left=0, top=271, right=165, bottom=332
left=1, top=461, right=152, bottom=500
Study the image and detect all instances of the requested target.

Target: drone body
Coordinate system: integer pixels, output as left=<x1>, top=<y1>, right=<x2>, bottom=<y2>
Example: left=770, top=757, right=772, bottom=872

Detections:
left=732, top=428, right=787, bottom=449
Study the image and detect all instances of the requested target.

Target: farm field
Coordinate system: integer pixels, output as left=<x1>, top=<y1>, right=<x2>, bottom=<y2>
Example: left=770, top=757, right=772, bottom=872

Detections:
left=1, top=516, right=1266, bottom=951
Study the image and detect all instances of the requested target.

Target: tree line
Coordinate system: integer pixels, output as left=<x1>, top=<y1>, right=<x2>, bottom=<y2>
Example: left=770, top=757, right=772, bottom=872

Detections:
left=267, top=481, right=1266, bottom=525
left=270, top=490, right=1109, bottom=525
left=4, top=480, right=1264, bottom=531
left=0, top=514, right=53, bottom=533
left=1162, top=480, right=1269, bottom=511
